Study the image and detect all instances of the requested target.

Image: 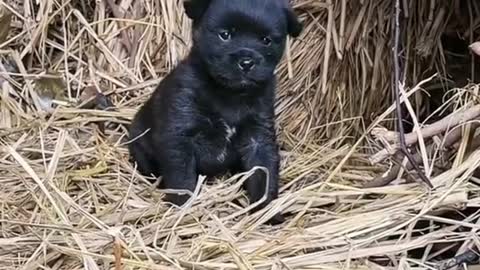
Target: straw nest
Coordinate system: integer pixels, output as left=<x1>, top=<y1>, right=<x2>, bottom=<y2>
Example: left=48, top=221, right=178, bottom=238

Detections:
left=1, top=0, right=480, bottom=269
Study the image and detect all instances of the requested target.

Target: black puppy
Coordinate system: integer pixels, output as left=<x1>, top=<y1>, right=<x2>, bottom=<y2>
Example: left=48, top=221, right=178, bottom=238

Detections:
left=128, top=0, right=302, bottom=223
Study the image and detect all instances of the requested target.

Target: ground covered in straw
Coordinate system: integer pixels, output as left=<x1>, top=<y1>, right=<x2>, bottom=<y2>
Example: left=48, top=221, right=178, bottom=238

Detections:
left=1, top=0, right=480, bottom=269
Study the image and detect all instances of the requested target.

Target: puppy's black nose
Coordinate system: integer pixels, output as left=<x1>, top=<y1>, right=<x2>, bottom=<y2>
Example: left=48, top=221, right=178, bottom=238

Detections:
left=238, top=57, right=255, bottom=72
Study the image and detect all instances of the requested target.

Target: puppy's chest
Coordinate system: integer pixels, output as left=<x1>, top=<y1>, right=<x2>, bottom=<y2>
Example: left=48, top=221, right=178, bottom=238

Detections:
left=195, top=106, right=250, bottom=153
left=201, top=103, right=252, bottom=139
left=201, top=116, right=241, bottom=144
left=193, top=117, right=241, bottom=174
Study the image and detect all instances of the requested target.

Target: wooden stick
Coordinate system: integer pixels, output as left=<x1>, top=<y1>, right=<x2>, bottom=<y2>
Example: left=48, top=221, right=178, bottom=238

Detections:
left=364, top=124, right=480, bottom=188
left=371, top=105, right=480, bottom=163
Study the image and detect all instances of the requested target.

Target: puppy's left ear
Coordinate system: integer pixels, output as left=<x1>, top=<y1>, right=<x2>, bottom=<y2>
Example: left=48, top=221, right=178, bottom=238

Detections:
left=184, top=0, right=211, bottom=22
left=284, top=5, right=302, bottom=37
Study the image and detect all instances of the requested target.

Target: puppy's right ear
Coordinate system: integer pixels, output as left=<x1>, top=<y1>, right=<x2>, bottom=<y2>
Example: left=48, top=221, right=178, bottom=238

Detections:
left=285, top=6, right=302, bottom=37
left=184, top=0, right=211, bottom=22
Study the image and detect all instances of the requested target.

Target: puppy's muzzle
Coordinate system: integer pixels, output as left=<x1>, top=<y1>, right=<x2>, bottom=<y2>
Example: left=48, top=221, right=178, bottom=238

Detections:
left=233, top=49, right=260, bottom=73
left=238, top=57, right=255, bottom=72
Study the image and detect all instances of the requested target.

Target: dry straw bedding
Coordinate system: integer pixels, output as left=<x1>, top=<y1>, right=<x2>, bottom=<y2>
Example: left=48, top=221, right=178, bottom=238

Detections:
left=0, top=0, right=480, bottom=269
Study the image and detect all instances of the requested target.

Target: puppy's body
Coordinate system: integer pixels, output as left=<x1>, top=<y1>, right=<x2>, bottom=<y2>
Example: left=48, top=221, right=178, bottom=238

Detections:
left=130, top=54, right=278, bottom=178
left=129, top=0, right=301, bottom=223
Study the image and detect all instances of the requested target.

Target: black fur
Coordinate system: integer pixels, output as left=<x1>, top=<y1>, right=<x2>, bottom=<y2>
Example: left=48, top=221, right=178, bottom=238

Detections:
left=128, top=0, right=302, bottom=224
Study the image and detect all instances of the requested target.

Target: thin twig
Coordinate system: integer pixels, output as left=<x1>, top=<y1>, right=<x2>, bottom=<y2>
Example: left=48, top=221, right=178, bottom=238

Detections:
left=392, top=0, right=433, bottom=188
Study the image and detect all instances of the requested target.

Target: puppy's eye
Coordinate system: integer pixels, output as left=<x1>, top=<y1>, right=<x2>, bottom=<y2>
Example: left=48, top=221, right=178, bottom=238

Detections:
left=218, top=30, right=231, bottom=41
left=262, top=36, right=272, bottom=46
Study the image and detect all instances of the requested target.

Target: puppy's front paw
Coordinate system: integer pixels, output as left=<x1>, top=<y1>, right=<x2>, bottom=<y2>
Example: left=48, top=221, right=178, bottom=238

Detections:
left=248, top=201, right=285, bottom=225
left=165, top=193, right=191, bottom=207
left=266, top=213, right=285, bottom=225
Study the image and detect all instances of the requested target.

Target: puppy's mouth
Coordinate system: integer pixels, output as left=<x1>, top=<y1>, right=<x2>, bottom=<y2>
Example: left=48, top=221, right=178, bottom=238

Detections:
left=240, top=79, right=250, bottom=86
left=238, top=79, right=254, bottom=89
left=213, top=73, right=260, bottom=90
left=233, top=76, right=261, bottom=89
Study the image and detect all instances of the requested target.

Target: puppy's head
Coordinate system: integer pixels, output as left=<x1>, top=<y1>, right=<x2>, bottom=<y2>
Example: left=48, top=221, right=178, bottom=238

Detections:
left=184, top=0, right=302, bottom=90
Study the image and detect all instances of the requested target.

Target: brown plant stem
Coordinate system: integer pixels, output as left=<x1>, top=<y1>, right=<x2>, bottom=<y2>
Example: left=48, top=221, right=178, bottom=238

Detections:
left=392, top=0, right=433, bottom=188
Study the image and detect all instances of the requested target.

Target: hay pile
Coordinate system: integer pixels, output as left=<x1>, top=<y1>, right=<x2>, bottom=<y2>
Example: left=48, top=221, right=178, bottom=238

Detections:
left=1, top=0, right=480, bottom=269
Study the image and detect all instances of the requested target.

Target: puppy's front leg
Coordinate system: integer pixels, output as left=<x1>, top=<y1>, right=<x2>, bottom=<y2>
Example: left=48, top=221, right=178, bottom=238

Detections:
left=161, top=142, right=198, bottom=207
left=237, top=132, right=283, bottom=224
